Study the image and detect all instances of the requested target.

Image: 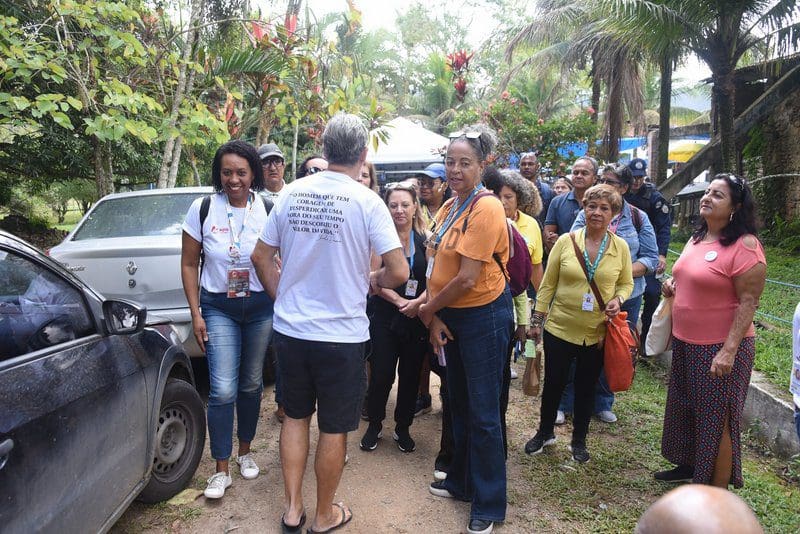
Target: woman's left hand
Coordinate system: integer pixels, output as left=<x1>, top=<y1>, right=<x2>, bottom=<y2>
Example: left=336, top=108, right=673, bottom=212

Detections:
left=514, top=325, right=527, bottom=344
left=428, top=315, right=453, bottom=349
left=710, top=347, right=736, bottom=377
left=604, top=297, right=621, bottom=318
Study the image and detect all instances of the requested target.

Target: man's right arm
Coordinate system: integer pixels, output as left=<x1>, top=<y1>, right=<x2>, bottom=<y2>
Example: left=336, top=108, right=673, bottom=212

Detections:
left=370, top=248, right=409, bottom=294
left=251, top=241, right=281, bottom=300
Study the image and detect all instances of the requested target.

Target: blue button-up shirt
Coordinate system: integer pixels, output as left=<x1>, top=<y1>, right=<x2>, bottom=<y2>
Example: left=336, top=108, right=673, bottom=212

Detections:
left=545, top=190, right=582, bottom=234
left=571, top=202, right=658, bottom=299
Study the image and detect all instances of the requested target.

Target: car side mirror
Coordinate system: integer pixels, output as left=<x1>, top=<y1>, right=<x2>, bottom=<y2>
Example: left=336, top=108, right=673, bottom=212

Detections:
left=102, top=300, right=147, bottom=335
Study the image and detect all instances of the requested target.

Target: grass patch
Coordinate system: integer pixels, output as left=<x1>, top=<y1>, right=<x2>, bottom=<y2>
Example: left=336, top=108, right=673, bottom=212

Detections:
left=514, top=364, right=800, bottom=532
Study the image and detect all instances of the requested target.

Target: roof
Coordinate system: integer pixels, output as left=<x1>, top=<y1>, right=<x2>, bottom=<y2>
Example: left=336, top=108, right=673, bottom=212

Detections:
left=367, top=117, right=448, bottom=165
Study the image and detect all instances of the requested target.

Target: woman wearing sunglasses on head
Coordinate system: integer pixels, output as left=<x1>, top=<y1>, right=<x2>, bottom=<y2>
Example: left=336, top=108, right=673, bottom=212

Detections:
left=360, top=182, right=430, bottom=454
left=656, top=174, right=766, bottom=489
left=418, top=125, right=513, bottom=534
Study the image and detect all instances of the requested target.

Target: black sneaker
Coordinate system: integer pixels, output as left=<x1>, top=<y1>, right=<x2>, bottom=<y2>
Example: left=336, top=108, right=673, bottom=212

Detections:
left=360, top=404, right=369, bottom=421
left=359, top=423, right=382, bottom=451
left=569, top=443, right=590, bottom=463
left=467, top=518, right=494, bottom=534
left=524, top=433, right=556, bottom=455
left=393, top=428, right=416, bottom=452
left=429, top=480, right=455, bottom=499
left=654, top=464, right=694, bottom=482
left=414, top=393, right=432, bottom=417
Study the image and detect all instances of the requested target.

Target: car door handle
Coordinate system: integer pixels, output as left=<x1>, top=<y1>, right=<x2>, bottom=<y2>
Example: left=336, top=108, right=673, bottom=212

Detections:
left=0, top=438, right=13, bottom=470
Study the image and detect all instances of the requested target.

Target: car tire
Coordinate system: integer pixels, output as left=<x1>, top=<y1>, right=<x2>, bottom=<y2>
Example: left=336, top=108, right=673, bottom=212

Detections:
left=137, top=378, right=206, bottom=503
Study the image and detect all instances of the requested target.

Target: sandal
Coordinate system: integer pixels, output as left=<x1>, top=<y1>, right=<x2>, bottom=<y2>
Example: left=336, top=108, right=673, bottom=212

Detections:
left=281, top=511, right=305, bottom=534
left=307, top=502, right=352, bottom=533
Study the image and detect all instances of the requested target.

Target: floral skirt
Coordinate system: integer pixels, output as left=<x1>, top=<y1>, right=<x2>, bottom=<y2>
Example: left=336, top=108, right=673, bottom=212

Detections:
left=661, top=337, right=755, bottom=488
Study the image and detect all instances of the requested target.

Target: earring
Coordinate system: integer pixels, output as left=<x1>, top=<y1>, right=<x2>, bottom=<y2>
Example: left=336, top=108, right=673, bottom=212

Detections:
left=730, top=211, right=735, bottom=222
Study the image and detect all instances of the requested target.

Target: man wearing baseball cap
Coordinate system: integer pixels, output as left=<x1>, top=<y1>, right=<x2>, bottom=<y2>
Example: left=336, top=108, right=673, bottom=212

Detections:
left=625, top=158, right=671, bottom=350
left=258, top=143, right=287, bottom=199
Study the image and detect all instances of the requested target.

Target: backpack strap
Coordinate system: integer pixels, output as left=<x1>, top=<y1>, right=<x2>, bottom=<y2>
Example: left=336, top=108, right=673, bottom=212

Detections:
left=630, top=204, right=642, bottom=233
left=459, top=191, right=511, bottom=281
left=460, top=191, right=495, bottom=233
left=198, top=195, right=212, bottom=278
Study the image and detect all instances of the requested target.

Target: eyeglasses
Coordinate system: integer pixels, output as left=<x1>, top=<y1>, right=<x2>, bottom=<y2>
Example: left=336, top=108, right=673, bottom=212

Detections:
left=419, top=179, right=443, bottom=188
left=262, top=157, right=284, bottom=167
left=597, top=178, right=623, bottom=187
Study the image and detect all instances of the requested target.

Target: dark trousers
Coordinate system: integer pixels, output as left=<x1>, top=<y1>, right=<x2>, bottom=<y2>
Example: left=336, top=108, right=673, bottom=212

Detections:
left=641, top=273, right=662, bottom=344
left=365, top=312, right=427, bottom=429
left=500, top=340, right=513, bottom=458
left=539, top=330, right=604, bottom=446
left=429, top=350, right=454, bottom=470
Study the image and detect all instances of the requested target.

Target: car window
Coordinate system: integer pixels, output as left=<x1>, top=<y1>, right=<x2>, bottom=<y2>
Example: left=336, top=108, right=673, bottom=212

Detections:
left=0, top=250, right=95, bottom=360
left=72, top=193, right=205, bottom=240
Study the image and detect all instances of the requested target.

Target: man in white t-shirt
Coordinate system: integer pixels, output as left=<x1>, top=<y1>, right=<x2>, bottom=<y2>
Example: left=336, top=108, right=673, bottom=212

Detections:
left=252, top=112, right=408, bottom=533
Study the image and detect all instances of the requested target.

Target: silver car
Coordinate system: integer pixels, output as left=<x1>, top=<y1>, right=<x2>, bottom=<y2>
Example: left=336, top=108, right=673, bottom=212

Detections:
left=50, top=187, right=211, bottom=358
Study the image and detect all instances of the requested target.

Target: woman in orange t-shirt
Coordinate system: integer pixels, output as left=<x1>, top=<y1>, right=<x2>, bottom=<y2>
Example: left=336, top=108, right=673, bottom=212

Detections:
left=418, top=126, right=513, bottom=534
left=657, top=174, right=766, bottom=489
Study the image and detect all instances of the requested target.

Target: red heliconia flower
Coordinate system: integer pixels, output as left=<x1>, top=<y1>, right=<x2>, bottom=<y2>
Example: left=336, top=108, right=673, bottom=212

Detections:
left=285, top=13, right=297, bottom=36
left=251, top=21, right=269, bottom=42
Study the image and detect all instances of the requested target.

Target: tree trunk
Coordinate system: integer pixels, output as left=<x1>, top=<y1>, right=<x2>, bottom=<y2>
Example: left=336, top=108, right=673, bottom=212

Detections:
left=157, top=0, right=201, bottom=188
left=167, top=137, right=184, bottom=188
left=656, top=54, right=673, bottom=186
left=92, top=137, right=113, bottom=198
left=712, top=66, right=738, bottom=173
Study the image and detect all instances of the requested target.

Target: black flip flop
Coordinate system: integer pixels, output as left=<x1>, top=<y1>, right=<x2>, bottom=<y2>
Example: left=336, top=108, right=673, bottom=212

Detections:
left=281, top=511, right=306, bottom=534
left=306, top=502, right=353, bottom=533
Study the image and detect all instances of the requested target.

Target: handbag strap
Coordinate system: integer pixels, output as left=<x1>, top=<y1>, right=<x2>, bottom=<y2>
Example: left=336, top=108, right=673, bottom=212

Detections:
left=569, top=232, right=606, bottom=309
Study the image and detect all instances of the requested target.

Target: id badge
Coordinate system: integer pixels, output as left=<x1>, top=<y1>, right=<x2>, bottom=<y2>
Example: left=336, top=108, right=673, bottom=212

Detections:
left=227, top=266, right=251, bottom=298
left=404, top=279, right=418, bottom=297
left=581, top=292, right=595, bottom=312
left=425, top=257, right=435, bottom=279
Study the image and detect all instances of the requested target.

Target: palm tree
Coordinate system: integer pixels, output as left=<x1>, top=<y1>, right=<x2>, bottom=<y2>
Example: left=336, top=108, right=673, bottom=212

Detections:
left=597, top=0, right=800, bottom=172
left=505, top=0, right=647, bottom=162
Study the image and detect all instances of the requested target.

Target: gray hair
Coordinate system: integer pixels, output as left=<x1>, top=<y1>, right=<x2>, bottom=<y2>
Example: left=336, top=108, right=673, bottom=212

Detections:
left=498, top=169, right=543, bottom=217
left=448, top=123, right=497, bottom=162
left=322, top=112, right=368, bottom=166
left=574, top=156, right=599, bottom=175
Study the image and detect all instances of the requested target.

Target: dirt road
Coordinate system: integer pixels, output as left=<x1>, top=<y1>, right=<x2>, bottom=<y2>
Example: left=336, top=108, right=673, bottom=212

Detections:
left=112, top=364, right=542, bottom=534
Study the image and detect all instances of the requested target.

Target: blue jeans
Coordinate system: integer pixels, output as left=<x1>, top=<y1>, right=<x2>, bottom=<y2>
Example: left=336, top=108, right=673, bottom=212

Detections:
left=795, top=407, right=800, bottom=444
left=439, top=288, right=513, bottom=523
left=559, top=295, right=642, bottom=414
left=201, top=289, right=274, bottom=460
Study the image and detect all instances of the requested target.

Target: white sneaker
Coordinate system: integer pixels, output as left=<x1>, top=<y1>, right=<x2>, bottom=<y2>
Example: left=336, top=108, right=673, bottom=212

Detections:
left=555, top=410, right=566, bottom=425
left=510, top=366, right=518, bottom=379
left=596, top=410, right=618, bottom=423
left=204, top=471, right=232, bottom=499
left=236, top=454, right=260, bottom=479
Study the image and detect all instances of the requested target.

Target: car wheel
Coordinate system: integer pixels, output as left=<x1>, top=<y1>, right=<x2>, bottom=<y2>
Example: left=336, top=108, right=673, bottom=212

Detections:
left=137, top=378, right=206, bottom=503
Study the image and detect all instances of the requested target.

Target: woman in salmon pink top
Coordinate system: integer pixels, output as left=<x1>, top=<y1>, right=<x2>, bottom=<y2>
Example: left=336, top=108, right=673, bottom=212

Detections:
left=656, top=174, right=766, bottom=488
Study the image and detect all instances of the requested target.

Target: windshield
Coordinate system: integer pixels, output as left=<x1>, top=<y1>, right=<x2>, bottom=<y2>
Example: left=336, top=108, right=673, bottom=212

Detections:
left=72, top=192, right=206, bottom=240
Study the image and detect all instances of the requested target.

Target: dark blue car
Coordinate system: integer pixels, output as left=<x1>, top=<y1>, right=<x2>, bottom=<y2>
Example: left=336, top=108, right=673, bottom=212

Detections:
left=0, top=231, right=206, bottom=533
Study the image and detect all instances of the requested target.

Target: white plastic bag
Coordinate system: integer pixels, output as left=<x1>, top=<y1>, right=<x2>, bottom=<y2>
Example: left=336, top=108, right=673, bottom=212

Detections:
left=645, top=297, right=673, bottom=356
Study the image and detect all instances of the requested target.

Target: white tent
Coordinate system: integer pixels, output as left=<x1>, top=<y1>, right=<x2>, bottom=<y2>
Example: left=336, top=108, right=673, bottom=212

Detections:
left=367, top=117, right=448, bottom=165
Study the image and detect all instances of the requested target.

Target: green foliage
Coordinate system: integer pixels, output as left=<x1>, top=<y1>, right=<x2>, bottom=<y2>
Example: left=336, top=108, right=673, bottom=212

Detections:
left=453, top=94, right=597, bottom=165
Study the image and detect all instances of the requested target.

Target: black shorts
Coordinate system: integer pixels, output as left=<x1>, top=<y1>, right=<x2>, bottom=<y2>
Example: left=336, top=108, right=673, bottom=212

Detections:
left=273, top=331, right=367, bottom=434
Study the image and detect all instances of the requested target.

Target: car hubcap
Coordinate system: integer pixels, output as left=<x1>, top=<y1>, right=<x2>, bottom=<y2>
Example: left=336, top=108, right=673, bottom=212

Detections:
left=153, top=406, right=188, bottom=475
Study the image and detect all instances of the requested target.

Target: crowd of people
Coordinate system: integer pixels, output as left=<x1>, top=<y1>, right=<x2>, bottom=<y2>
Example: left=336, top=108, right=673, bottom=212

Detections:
left=180, top=112, right=769, bottom=533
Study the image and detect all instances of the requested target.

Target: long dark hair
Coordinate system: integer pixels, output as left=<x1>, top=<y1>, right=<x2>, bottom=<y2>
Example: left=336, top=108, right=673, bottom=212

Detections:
left=211, top=140, right=265, bottom=192
left=692, top=173, right=758, bottom=246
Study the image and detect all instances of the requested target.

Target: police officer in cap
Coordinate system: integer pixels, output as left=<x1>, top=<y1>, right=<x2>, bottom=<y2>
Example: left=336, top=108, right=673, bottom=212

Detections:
left=625, top=158, right=671, bottom=348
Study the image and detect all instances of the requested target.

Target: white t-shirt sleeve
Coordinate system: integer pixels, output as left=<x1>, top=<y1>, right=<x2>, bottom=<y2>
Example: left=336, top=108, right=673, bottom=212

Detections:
left=368, top=198, right=402, bottom=256
left=182, top=197, right=204, bottom=243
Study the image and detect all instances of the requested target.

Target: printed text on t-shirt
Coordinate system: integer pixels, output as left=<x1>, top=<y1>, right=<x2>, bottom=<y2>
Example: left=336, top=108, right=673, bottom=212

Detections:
left=286, top=191, right=350, bottom=242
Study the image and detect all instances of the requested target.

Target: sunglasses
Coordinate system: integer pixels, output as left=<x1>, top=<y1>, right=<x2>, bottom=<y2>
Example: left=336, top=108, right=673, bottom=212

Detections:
left=720, top=173, right=746, bottom=192
left=448, top=130, right=486, bottom=155
left=306, top=166, right=324, bottom=175
left=385, top=182, right=417, bottom=192
left=597, top=178, right=623, bottom=187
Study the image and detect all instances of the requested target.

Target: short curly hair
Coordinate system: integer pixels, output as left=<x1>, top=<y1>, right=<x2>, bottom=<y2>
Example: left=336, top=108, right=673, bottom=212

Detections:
left=485, top=168, right=542, bottom=217
left=583, top=184, right=623, bottom=214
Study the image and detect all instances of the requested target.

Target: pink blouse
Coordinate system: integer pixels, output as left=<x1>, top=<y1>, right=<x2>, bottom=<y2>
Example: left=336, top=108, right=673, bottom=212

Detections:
left=672, top=234, right=766, bottom=345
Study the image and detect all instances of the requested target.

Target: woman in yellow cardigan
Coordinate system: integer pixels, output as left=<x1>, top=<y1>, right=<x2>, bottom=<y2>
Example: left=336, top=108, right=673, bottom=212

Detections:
left=526, top=184, right=633, bottom=463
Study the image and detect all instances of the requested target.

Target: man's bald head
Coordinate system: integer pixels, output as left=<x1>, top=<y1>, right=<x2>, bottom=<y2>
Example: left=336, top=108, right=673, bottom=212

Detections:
left=636, top=485, right=762, bottom=534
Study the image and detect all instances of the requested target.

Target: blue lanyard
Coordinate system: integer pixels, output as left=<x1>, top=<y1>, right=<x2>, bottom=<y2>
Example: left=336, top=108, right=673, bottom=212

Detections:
left=407, top=230, right=415, bottom=274
left=434, top=186, right=482, bottom=244
left=583, top=231, right=609, bottom=282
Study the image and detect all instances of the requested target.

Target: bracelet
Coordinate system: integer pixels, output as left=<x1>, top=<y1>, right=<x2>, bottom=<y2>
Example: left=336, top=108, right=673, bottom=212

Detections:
left=531, top=312, right=545, bottom=328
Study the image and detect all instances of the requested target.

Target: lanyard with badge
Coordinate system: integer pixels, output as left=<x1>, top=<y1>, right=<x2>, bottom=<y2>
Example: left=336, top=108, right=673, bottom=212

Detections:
left=425, top=185, right=483, bottom=279
left=580, top=232, right=609, bottom=311
left=226, top=193, right=254, bottom=298
left=404, top=230, right=418, bottom=297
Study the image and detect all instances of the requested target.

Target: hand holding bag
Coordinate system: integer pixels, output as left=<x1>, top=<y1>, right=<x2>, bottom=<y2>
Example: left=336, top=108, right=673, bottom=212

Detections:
left=645, top=296, right=673, bottom=356
left=522, top=345, right=542, bottom=397
left=570, top=233, right=639, bottom=392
